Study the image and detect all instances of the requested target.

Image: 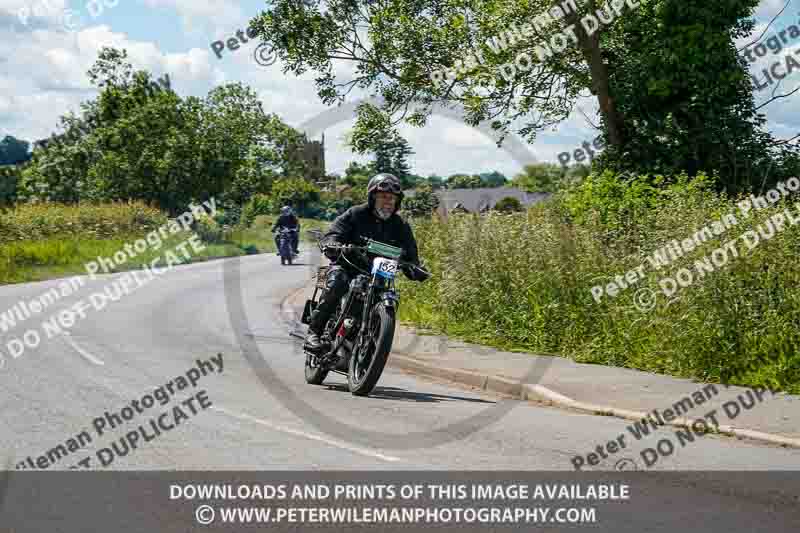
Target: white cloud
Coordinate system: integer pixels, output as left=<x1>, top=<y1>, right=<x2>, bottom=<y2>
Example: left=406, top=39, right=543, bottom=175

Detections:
left=140, top=0, right=243, bottom=32
left=441, top=123, right=490, bottom=148
left=0, top=20, right=224, bottom=140
left=1, top=0, right=798, bottom=177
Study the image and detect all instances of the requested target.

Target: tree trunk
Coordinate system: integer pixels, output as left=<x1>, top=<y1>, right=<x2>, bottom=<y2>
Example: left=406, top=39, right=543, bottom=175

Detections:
left=564, top=5, right=625, bottom=149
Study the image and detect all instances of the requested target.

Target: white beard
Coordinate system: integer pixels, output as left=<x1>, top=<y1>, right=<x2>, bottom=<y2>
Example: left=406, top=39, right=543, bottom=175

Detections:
left=375, top=207, right=393, bottom=220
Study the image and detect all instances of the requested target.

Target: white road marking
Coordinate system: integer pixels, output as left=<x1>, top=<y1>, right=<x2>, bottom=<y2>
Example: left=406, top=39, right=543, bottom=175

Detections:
left=61, top=332, right=105, bottom=366
left=212, top=406, right=402, bottom=463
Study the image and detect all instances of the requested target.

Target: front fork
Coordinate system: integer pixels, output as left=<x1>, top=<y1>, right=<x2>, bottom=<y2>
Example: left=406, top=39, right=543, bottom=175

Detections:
left=354, top=286, right=398, bottom=359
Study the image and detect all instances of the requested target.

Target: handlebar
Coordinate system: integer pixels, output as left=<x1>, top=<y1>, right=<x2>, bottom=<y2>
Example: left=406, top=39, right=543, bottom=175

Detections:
left=323, top=243, right=430, bottom=277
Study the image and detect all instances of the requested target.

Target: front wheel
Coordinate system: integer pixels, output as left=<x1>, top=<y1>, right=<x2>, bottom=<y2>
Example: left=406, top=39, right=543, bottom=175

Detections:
left=348, top=304, right=395, bottom=396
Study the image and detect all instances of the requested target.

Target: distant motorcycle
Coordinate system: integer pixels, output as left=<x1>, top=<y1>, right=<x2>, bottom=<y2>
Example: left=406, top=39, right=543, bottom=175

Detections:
left=300, top=238, right=430, bottom=396
left=277, top=227, right=298, bottom=265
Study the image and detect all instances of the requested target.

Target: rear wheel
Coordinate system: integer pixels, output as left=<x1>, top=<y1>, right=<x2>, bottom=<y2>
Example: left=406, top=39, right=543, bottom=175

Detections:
left=348, top=304, right=395, bottom=396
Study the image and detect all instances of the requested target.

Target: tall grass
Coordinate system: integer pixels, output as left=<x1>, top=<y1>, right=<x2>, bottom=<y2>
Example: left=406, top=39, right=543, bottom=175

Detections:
left=0, top=201, right=166, bottom=244
left=0, top=233, right=200, bottom=284
left=398, top=171, right=800, bottom=393
left=0, top=203, right=331, bottom=285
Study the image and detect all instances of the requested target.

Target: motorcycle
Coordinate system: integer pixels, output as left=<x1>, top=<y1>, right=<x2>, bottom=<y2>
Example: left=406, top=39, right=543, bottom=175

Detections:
left=300, top=238, right=430, bottom=396
left=276, top=227, right=298, bottom=265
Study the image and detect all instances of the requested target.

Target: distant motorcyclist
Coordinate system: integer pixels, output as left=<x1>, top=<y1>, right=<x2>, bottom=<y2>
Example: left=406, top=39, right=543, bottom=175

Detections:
left=272, top=206, right=300, bottom=255
left=304, top=173, right=429, bottom=351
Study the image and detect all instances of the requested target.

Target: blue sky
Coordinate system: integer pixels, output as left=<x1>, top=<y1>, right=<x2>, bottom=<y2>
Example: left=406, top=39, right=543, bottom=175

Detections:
left=0, top=0, right=797, bottom=178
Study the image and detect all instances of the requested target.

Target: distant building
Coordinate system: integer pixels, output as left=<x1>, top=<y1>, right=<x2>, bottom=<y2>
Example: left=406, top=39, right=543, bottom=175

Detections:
left=288, top=133, right=326, bottom=184
left=405, top=186, right=551, bottom=216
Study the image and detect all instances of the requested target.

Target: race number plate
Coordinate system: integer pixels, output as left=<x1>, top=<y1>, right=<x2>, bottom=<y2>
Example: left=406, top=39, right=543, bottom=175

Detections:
left=372, top=257, right=398, bottom=278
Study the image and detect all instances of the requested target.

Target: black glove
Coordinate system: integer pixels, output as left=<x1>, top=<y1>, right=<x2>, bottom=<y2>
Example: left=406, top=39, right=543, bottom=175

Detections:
left=403, top=264, right=430, bottom=282
left=322, top=243, right=342, bottom=261
left=323, top=243, right=355, bottom=261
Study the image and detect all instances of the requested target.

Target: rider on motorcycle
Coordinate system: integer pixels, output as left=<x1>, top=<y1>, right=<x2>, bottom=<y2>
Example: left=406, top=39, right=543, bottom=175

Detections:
left=304, top=173, right=429, bottom=351
left=272, top=206, right=300, bottom=256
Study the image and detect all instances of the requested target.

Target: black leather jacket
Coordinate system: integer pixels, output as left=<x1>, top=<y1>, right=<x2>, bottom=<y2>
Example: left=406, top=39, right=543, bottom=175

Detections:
left=320, top=204, right=421, bottom=269
left=271, top=214, right=299, bottom=232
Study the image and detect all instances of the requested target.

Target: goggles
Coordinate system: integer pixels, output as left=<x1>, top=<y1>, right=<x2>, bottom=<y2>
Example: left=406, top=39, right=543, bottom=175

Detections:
left=374, top=180, right=402, bottom=194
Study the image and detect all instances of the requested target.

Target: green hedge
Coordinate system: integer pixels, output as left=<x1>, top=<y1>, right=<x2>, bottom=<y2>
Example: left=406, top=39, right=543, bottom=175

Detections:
left=398, top=171, right=800, bottom=393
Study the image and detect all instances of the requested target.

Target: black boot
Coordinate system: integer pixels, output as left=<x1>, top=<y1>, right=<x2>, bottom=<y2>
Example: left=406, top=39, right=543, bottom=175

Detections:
left=304, top=332, right=329, bottom=352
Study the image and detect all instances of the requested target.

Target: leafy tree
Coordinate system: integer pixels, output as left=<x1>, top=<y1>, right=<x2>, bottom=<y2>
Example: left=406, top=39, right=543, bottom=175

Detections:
left=385, top=135, right=415, bottom=186
left=0, top=136, right=31, bottom=165
left=402, top=184, right=440, bottom=217
left=251, top=0, right=793, bottom=194
left=597, top=0, right=796, bottom=192
left=567, top=163, right=592, bottom=181
left=337, top=161, right=371, bottom=203
left=446, top=173, right=482, bottom=189
left=512, top=163, right=566, bottom=193
left=270, top=177, right=321, bottom=216
left=241, top=194, right=273, bottom=227
left=493, top=196, right=523, bottom=213
left=319, top=189, right=357, bottom=219
left=479, top=170, right=507, bottom=188
left=0, top=166, right=19, bottom=206
left=403, top=172, right=423, bottom=190
left=425, top=174, right=445, bottom=190
left=342, top=161, right=371, bottom=185
left=347, top=104, right=417, bottom=187
left=17, top=47, right=304, bottom=214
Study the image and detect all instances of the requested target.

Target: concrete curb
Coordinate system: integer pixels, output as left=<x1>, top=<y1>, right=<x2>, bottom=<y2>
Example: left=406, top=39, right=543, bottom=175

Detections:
left=281, top=284, right=800, bottom=450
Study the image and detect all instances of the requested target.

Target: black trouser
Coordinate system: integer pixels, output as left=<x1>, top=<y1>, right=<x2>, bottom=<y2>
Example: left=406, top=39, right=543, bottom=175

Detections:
left=274, top=231, right=299, bottom=253
left=308, top=265, right=352, bottom=335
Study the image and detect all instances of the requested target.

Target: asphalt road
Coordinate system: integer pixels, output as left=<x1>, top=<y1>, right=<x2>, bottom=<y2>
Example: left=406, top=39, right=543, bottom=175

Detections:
left=1, top=251, right=799, bottom=531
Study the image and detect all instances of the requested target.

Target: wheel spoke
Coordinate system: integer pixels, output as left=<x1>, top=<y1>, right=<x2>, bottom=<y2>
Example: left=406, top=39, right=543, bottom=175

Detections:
left=354, top=308, right=383, bottom=384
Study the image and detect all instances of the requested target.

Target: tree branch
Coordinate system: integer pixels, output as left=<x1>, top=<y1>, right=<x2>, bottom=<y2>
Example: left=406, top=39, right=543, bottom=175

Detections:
left=737, top=0, right=790, bottom=52
left=756, top=84, right=800, bottom=110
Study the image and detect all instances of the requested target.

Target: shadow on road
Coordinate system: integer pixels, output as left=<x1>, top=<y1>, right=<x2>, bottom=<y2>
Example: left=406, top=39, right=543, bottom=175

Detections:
left=323, top=384, right=495, bottom=404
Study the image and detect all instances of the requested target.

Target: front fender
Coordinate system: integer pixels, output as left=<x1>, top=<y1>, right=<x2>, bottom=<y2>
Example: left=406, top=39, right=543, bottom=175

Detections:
left=381, top=291, right=399, bottom=310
